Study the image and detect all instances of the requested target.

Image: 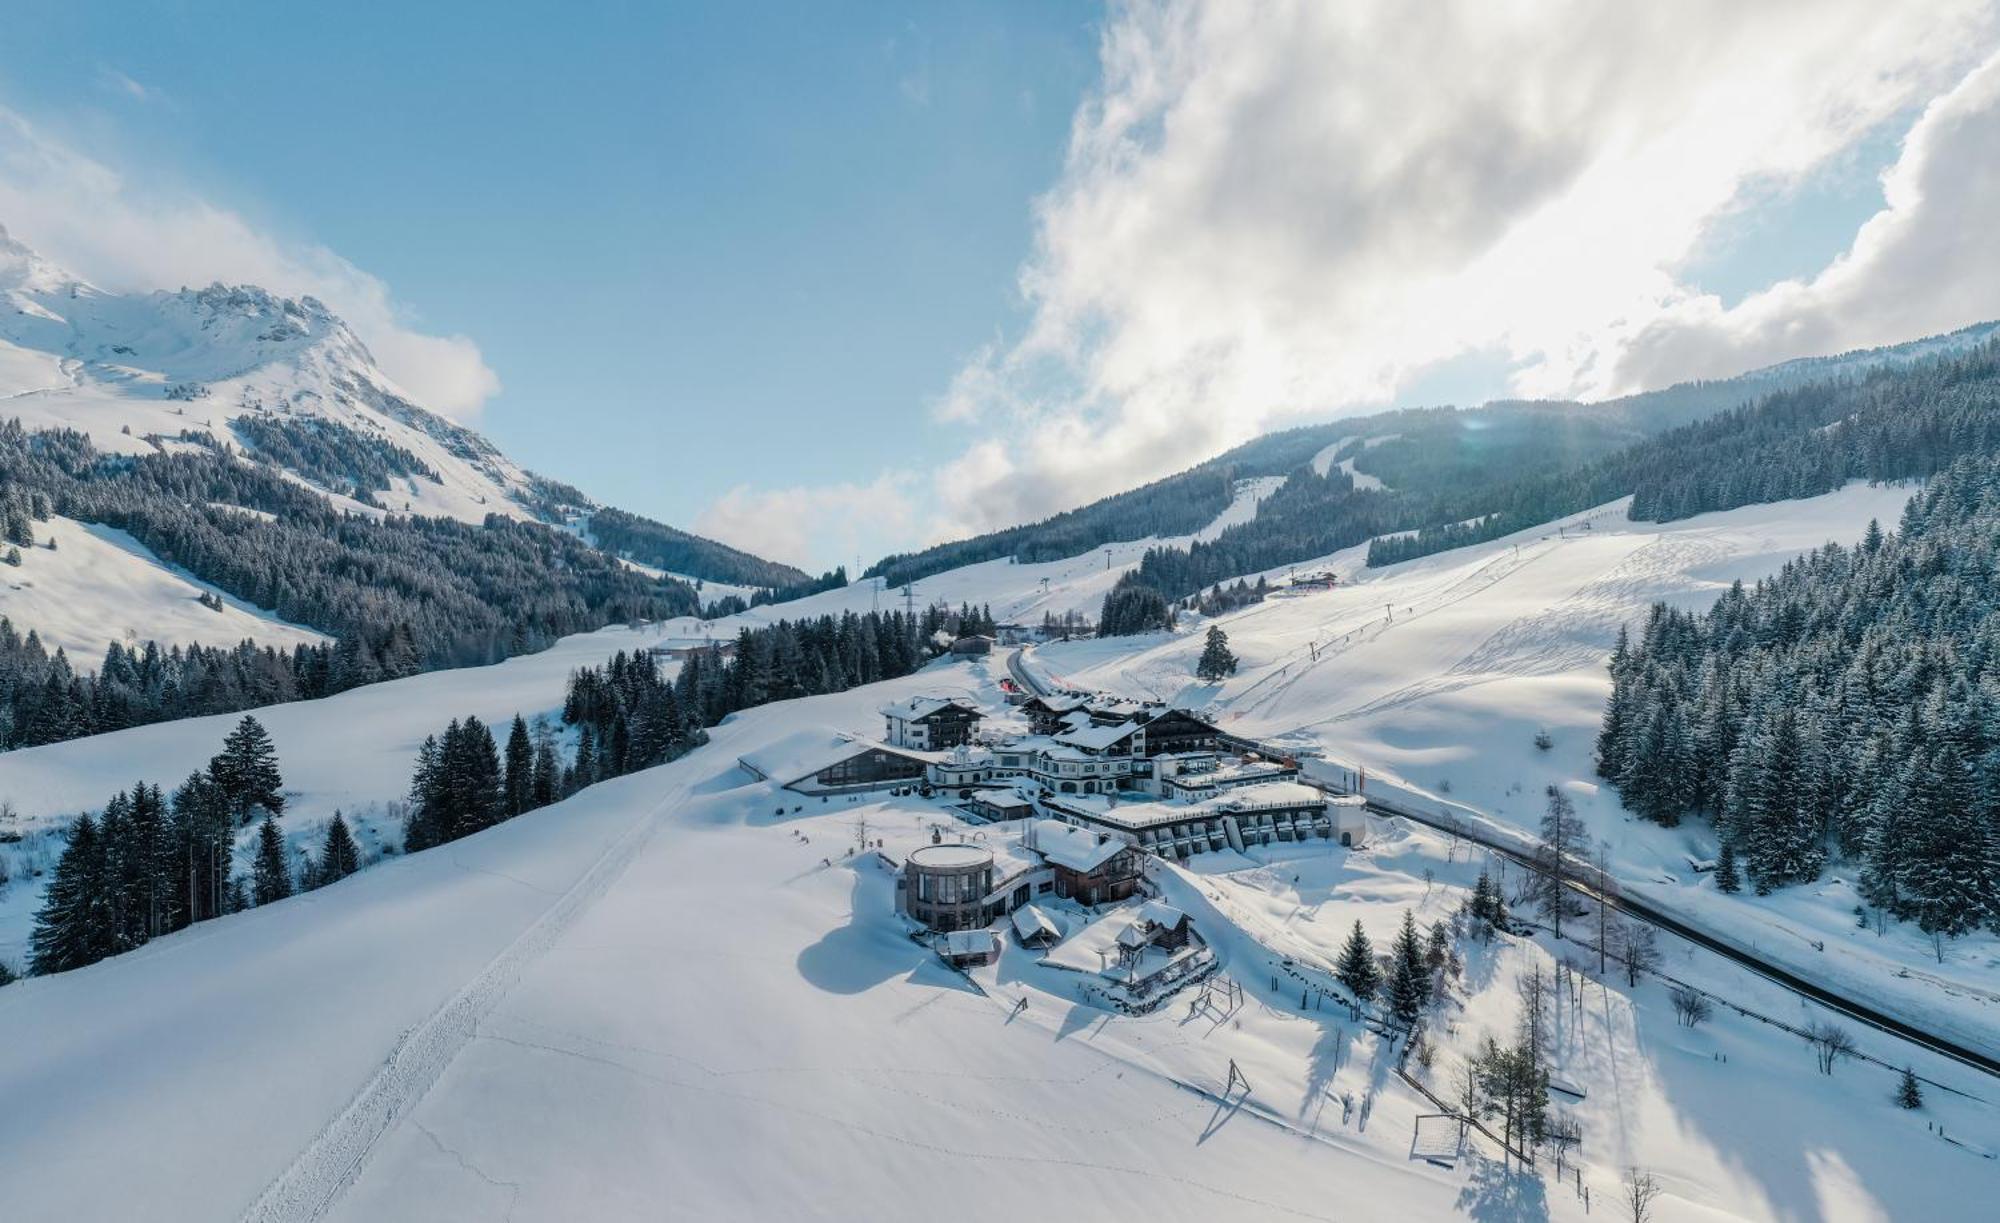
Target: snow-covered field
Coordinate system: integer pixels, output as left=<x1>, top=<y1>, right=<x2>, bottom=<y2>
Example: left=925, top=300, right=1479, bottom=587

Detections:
left=0, top=515, right=329, bottom=658
left=3, top=658, right=1990, bottom=1221
left=1038, top=482, right=2000, bottom=1060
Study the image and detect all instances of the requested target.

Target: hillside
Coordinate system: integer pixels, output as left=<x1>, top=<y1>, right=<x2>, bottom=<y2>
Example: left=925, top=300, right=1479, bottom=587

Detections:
left=867, top=322, right=2000, bottom=601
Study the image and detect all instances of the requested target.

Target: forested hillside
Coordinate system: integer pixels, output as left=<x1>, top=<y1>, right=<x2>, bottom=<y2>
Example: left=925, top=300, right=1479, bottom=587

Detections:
left=0, top=419, right=700, bottom=749
left=870, top=324, right=2000, bottom=602
left=585, top=506, right=810, bottom=589
left=1596, top=455, right=2000, bottom=952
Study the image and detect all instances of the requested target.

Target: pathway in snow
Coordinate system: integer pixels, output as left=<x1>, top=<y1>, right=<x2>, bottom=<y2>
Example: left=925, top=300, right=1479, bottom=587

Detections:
left=238, top=776, right=690, bottom=1223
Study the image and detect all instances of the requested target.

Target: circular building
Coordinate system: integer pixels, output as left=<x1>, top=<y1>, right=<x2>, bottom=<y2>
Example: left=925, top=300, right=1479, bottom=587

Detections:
left=904, top=844, right=996, bottom=933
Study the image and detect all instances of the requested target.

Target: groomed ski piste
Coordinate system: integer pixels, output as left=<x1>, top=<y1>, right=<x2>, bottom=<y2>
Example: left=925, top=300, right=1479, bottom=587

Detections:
left=1, top=481, right=1997, bottom=1220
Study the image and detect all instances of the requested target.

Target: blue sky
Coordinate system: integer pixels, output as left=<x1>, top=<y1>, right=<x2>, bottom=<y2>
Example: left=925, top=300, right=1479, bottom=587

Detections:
left=0, top=1, right=1098, bottom=566
left=4, top=3, right=1997, bottom=570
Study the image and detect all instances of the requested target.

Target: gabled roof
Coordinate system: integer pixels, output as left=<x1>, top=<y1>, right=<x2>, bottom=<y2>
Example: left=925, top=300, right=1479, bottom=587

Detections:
left=881, top=695, right=980, bottom=723
left=737, top=729, right=923, bottom=786
left=1137, top=899, right=1187, bottom=929
left=1010, top=904, right=1062, bottom=944
left=1031, top=819, right=1127, bottom=873
left=1055, top=720, right=1142, bottom=753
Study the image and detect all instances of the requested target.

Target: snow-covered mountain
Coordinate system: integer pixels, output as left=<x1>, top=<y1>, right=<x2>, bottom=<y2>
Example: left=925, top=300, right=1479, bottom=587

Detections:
left=0, top=224, right=582, bottom=526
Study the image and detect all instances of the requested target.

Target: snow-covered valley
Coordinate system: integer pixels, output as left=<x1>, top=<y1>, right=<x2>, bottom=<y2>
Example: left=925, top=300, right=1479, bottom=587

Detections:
left=2, top=652, right=1992, bottom=1221
left=3, top=480, right=1998, bottom=1221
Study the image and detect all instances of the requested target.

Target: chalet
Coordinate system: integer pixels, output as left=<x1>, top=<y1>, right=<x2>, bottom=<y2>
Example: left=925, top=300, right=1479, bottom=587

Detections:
left=737, top=729, right=928, bottom=795
left=881, top=696, right=983, bottom=751
left=1027, top=819, right=1144, bottom=906
left=948, top=634, right=994, bottom=657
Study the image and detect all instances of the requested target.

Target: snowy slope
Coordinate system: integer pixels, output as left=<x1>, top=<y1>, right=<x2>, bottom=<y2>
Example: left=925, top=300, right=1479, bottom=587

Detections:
left=0, top=514, right=329, bottom=658
left=2, top=657, right=1990, bottom=1221
left=1042, top=481, right=2000, bottom=1059
left=652, top=473, right=1297, bottom=635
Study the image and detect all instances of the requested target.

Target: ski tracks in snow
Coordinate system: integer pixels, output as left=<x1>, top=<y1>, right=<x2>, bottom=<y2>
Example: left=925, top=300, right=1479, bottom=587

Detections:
left=237, top=780, right=688, bottom=1223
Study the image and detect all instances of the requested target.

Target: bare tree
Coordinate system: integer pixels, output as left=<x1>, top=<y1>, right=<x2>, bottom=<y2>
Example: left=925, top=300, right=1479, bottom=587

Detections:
left=1807, top=1021, right=1857, bottom=1075
left=1669, top=985, right=1712, bottom=1028
left=1623, top=1166, right=1663, bottom=1223
left=1548, top=1110, right=1582, bottom=1175
left=1532, top=787, right=1590, bottom=939
left=1623, top=924, right=1660, bottom=987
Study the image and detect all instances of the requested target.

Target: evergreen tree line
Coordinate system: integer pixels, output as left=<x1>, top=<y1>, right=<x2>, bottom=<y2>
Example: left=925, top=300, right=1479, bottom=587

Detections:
left=224, top=415, right=440, bottom=507
left=24, top=716, right=366, bottom=977
left=1597, top=454, right=2000, bottom=951
left=560, top=653, right=706, bottom=792
left=675, top=609, right=929, bottom=727
left=1097, top=582, right=1177, bottom=637
left=404, top=714, right=576, bottom=851
left=0, top=617, right=414, bottom=750
left=584, top=504, right=813, bottom=590
left=409, top=608, right=941, bottom=855
left=0, top=419, right=701, bottom=750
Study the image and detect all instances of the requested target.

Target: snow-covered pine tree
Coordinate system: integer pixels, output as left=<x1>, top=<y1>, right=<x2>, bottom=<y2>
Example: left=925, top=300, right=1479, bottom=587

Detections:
left=212, top=715, right=284, bottom=823
left=1196, top=625, right=1238, bottom=681
left=1386, top=909, right=1430, bottom=1027
left=1335, top=919, right=1381, bottom=1005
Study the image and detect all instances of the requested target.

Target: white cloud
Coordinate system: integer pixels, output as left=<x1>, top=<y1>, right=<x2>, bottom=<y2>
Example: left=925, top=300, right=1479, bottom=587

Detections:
left=0, top=109, right=500, bottom=419
left=751, top=0, right=2000, bottom=563
left=1604, top=47, right=2000, bottom=389
left=694, top=473, right=922, bottom=574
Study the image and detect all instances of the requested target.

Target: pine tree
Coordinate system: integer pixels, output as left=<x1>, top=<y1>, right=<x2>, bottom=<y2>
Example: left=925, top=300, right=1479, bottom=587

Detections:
left=212, top=714, right=284, bottom=822
left=1386, top=909, right=1430, bottom=1027
left=319, top=812, right=360, bottom=885
left=1714, top=839, right=1741, bottom=894
left=30, top=814, right=113, bottom=974
left=503, top=714, right=533, bottom=818
left=1196, top=625, right=1238, bottom=681
left=1335, top=919, right=1381, bottom=1004
left=1896, top=1066, right=1923, bottom=1110
left=251, top=815, right=293, bottom=906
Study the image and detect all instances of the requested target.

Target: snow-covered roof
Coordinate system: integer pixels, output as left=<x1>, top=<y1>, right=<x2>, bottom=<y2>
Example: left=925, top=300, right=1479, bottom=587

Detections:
left=1030, top=820, right=1127, bottom=873
left=882, top=695, right=979, bottom=722
left=1010, top=904, right=1062, bottom=944
left=736, top=729, right=921, bottom=785
left=1054, top=720, right=1141, bottom=752
left=908, top=843, right=993, bottom=871
left=939, top=929, right=998, bottom=956
left=1137, top=900, right=1186, bottom=929
left=975, top=791, right=1036, bottom=811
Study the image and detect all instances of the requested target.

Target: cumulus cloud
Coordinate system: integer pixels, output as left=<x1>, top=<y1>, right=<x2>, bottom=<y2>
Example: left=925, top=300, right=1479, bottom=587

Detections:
left=0, top=109, right=500, bottom=418
left=738, top=0, right=1988, bottom=562
left=1604, top=47, right=2000, bottom=389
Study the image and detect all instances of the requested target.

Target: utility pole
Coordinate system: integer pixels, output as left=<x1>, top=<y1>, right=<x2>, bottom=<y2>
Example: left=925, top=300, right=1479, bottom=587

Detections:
left=1103, top=547, right=1112, bottom=571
